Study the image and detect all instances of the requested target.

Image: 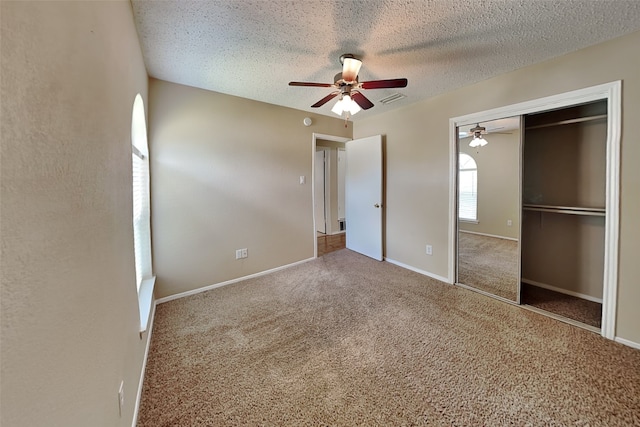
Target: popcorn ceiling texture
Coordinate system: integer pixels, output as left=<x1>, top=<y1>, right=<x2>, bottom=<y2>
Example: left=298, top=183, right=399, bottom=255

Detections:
left=138, top=249, right=640, bottom=425
left=131, top=0, right=640, bottom=120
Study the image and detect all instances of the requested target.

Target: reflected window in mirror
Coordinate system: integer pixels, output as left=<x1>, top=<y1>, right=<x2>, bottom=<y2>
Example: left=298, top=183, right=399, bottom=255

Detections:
left=459, top=153, right=477, bottom=222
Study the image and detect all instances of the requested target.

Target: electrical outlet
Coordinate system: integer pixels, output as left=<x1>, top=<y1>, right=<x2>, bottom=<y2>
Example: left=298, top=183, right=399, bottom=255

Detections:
left=118, top=381, right=124, bottom=417
left=426, top=245, right=433, bottom=255
left=236, top=248, right=248, bottom=259
left=507, top=219, right=513, bottom=226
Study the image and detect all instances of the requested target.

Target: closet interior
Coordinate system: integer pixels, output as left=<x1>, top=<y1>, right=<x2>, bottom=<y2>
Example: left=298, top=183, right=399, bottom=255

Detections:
left=520, top=100, right=607, bottom=329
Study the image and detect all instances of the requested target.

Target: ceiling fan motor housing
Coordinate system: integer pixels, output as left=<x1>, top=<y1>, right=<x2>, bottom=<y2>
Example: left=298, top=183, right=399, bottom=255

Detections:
left=334, top=73, right=357, bottom=96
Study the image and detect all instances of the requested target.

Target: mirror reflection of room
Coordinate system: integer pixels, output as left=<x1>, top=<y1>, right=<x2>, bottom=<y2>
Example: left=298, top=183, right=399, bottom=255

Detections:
left=456, top=117, right=521, bottom=301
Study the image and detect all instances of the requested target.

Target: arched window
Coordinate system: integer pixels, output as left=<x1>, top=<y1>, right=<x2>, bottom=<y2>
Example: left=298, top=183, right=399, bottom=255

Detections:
left=458, top=153, right=478, bottom=221
left=132, top=94, right=154, bottom=332
left=131, top=94, right=153, bottom=292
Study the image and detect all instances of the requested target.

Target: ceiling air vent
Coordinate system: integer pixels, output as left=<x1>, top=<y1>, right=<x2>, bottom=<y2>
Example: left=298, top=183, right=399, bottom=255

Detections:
left=379, top=93, right=406, bottom=105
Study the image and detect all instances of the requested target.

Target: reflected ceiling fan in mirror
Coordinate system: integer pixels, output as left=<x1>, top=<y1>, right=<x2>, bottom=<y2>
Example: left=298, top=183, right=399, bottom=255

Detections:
left=289, top=54, right=408, bottom=122
left=468, top=124, right=489, bottom=147
left=460, top=118, right=518, bottom=147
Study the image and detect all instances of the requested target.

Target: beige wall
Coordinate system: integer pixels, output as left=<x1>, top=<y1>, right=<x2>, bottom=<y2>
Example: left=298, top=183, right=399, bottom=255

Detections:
left=522, top=213, right=605, bottom=299
left=354, top=30, right=640, bottom=344
left=148, top=79, right=350, bottom=298
left=1, top=2, right=149, bottom=426
left=459, top=131, right=520, bottom=239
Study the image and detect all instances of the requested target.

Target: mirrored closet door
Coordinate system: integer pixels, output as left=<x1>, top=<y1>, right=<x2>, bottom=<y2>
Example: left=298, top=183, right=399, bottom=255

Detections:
left=451, top=82, right=620, bottom=338
left=456, top=117, right=522, bottom=302
left=454, top=102, right=607, bottom=329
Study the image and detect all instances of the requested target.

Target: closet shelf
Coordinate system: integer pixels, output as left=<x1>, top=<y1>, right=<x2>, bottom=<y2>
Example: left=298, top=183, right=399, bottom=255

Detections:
left=525, top=114, right=607, bottom=131
left=523, top=204, right=606, bottom=217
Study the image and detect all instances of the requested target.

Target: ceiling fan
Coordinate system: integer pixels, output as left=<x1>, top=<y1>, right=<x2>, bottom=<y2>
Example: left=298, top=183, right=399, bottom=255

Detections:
left=466, top=124, right=489, bottom=147
left=462, top=123, right=516, bottom=148
left=288, top=54, right=408, bottom=116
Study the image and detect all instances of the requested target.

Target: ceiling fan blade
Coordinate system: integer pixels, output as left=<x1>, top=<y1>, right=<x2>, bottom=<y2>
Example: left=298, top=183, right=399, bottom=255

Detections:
left=360, top=78, right=408, bottom=89
left=351, top=91, right=374, bottom=110
left=289, top=82, right=334, bottom=88
left=311, top=92, right=339, bottom=108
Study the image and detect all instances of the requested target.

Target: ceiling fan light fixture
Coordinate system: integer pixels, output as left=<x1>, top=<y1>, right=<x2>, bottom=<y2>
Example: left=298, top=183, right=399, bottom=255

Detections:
left=341, top=57, right=362, bottom=82
left=331, top=96, right=345, bottom=115
left=468, top=123, right=488, bottom=147
left=469, top=134, right=488, bottom=147
left=346, top=95, right=361, bottom=115
left=331, top=94, right=361, bottom=117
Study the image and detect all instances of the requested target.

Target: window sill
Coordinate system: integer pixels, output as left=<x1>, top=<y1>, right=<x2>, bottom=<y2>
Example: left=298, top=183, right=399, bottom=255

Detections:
left=138, top=276, right=156, bottom=333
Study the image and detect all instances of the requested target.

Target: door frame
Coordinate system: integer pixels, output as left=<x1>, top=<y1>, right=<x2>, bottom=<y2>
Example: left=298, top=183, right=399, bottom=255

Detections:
left=314, top=148, right=329, bottom=234
left=448, top=81, right=621, bottom=340
left=312, top=133, right=351, bottom=258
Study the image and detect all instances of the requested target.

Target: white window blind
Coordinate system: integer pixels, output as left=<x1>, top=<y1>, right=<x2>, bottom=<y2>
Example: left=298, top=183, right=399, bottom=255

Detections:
left=458, top=153, right=477, bottom=222
left=132, top=95, right=153, bottom=292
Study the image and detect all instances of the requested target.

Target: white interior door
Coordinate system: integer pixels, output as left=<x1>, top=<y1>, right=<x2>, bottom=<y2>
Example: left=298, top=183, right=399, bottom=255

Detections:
left=346, top=135, right=383, bottom=260
left=314, top=150, right=326, bottom=234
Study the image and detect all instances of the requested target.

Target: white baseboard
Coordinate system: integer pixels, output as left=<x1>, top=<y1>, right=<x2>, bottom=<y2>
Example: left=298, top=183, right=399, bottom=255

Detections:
left=522, top=278, right=603, bottom=303
left=614, top=336, right=640, bottom=350
left=317, top=230, right=345, bottom=236
left=459, top=229, right=519, bottom=241
left=131, top=298, right=156, bottom=427
left=156, top=257, right=316, bottom=304
left=384, top=257, right=451, bottom=284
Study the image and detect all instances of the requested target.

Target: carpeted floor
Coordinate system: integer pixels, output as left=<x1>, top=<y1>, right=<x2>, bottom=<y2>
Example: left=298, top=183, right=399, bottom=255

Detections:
left=521, top=283, right=602, bottom=328
left=138, top=249, right=640, bottom=426
left=457, top=232, right=519, bottom=301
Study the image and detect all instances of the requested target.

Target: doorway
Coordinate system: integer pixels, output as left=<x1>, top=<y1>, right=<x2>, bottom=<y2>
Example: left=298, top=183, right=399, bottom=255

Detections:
left=312, top=134, right=349, bottom=257
left=312, top=133, right=384, bottom=260
left=314, top=138, right=347, bottom=256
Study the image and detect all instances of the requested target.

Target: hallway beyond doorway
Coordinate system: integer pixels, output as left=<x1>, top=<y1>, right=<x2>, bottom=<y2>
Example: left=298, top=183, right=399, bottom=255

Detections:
left=317, top=232, right=345, bottom=256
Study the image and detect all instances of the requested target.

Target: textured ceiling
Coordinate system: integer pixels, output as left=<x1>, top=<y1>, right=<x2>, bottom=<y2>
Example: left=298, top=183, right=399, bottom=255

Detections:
left=131, top=0, right=640, bottom=121
left=459, top=116, right=520, bottom=138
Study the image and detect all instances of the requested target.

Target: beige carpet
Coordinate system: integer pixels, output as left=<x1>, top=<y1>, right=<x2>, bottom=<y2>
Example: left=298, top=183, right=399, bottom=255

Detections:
left=138, top=249, right=640, bottom=426
left=522, top=283, right=602, bottom=328
left=457, top=232, right=519, bottom=301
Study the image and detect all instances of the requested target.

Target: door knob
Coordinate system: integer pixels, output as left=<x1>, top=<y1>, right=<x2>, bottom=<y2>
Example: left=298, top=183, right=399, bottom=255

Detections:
left=374, top=203, right=380, bottom=208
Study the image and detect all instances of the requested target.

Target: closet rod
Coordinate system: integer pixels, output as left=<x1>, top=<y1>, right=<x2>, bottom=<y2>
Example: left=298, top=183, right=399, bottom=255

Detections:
left=523, top=204, right=605, bottom=217
left=525, top=114, right=607, bottom=130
